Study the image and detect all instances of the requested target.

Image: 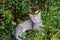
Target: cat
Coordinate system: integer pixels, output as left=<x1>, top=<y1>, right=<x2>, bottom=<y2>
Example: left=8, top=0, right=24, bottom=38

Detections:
left=12, top=10, right=44, bottom=40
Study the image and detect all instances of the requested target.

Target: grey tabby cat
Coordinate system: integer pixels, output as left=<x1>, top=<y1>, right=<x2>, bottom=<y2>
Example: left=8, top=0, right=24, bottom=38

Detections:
left=12, top=10, right=44, bottom=40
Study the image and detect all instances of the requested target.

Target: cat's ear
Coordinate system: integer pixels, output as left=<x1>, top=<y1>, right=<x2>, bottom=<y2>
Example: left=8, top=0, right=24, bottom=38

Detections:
left=37, top=11, right=41, bottom=17
left=38, top=11, right=41, bottom=15
left=29, top=14, right=33, bottom=17
left=35, top=10, right=39, bottom=13
left=35, top=10, right=41, bottom=15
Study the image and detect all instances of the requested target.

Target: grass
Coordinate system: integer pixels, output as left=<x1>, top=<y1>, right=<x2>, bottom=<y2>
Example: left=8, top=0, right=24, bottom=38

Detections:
left=0, top=0, right=60, bottom=40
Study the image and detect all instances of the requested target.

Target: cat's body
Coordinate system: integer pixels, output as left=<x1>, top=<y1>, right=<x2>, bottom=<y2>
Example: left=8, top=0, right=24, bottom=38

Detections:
left=12, top=10, right=44, bottom=40
left=12, top=20, right=33, bottom=40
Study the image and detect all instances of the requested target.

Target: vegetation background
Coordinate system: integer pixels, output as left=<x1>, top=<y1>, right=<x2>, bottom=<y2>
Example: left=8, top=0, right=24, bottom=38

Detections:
left=0, top=0, right=60, bottom=40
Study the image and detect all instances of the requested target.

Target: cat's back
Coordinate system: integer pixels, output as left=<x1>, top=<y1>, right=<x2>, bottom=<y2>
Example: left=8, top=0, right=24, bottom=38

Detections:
left=16, top=20, right=32, bottom=30
left=21, top=20, right=32, bottom=25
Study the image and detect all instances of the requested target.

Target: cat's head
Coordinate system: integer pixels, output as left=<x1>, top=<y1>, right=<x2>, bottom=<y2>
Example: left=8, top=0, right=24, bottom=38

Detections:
left=29, top=11, right=41, bottom=24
